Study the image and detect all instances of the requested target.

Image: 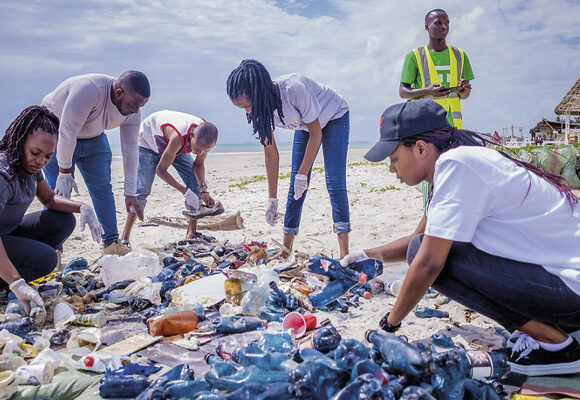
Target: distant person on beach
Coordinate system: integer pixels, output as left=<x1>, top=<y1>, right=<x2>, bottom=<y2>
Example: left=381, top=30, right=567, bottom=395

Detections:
left=227, top=59, right=351, bottom=258
left=400, top=8, right=474, bottom=208
left=41, top=71, right=150, bottom=255
left=399, top=9, right=474, bottom=128
left=343, top=100, right=580, bottom=376
left=120, top=110, right=218, bottom=245
left=0, top=106, right=103, bottom=313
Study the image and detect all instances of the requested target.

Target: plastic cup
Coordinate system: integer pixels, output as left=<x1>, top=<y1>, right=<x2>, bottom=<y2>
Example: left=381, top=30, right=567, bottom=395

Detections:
left=0, top=371, right=17, bottom=400
left=385, top=280, right=403, bottom=297
left=282, top=312, right=307, bottom=338
left=14, top=363, right=54, bottom=385
left=302, top=314, right=317, bottom=331
left=53, top=302, right=75, bottom=328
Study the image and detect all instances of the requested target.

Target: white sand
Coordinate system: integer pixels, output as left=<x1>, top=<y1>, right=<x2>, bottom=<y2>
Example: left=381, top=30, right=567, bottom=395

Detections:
left=32, top=148, right=506, bottom=348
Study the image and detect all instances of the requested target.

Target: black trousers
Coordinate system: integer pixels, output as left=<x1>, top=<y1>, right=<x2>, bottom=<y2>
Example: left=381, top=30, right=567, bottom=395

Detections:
left=0, top=210, right=75, bottom=288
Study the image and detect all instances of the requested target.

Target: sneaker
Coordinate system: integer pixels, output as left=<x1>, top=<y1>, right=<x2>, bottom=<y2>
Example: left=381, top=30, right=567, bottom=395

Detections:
left=103, top=240, right=132, bottom=256
left=508, top=329, right=580, bottom=347
left=508, top=333, right=580, bottom=375
left=182, top=201, right=225, bottom=219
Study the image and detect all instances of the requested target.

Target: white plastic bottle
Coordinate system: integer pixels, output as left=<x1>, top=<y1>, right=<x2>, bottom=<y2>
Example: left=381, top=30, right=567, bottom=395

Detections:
left=241, top=269, right=280, bottom=315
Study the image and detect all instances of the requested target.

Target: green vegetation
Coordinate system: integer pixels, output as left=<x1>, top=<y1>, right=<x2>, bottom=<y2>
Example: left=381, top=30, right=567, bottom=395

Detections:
left=370, top=185, right=400, bottom=192
left=347, top=160, right=388, bottom=167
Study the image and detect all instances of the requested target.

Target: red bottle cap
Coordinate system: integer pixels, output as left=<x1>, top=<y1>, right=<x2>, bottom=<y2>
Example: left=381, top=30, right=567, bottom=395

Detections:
left=358, top=273, right=368, bottom=285
left=83, top=355, right=94, bottom=367
left=363, top=291, right=371, bottom=299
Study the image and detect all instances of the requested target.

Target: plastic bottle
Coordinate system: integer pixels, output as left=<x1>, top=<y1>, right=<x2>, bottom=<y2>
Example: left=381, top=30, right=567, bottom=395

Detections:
left=308, top=256, right=367, bottom=283
left=76, top=311, right=107, bottom=328
left=365, top=329, right=433, bottom=384
left=268, top=281, right=287, bottom=307
left=256, top=332, right=294, bottom=353
left=204, top=354, right=290, bottom=392
left=237, top=343, right=298, bottom=372
left=146, top=310, right=199, bottom=336
left=430, top=333, right=456, bottom=349
left=103, top=290, right=130, bottom=304
left=333, top=373, right=397, bottom=400
left=366, top=278, right=385, bottom=295
left=0, top=317, right=34, bottom=336
left=308, top=279, right=358, bottom=308
left=298, top=319, right=342, bottom=353
left=414, top=307, right=449, bottom=318
left=240, top=270, right=280, bottom=315
left=289, top=349, right=350, bottom=399
left=215, top=340, right=242, bottom=362
left=351, top=359, right=390, bottom=385
left=433, top=348, right=509, bottom=381
left=331, top=339, right=370, bottom=370
left=99, top=374, right=150, bottom=399
left=289, top=287, right=316, bottom=312
left=209, top=316, right=267, bottom=334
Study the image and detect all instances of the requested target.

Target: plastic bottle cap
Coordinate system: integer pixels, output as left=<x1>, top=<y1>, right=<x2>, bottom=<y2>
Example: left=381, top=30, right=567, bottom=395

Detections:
left=320, top=318, right=331, bottom=327
left=273, top=269, right=280, bottom=274
left=83, top=355, right=94, bottom=367
left=364, top=329, right=374, bottom=342
left=358, top=273, right=368, bottom=285
left=363, top=292, right=371, bottom=299
left=204, top=354, right=214, bottom=364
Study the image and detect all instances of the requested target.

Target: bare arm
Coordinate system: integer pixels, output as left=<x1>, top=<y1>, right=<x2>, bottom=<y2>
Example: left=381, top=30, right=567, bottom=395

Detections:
left=363, top=215, right=426, bottom=262
left=37, top=180, right=82, bottom=213
left=156, top=127, right=188, bottom=195
left=264, top=134, right=279, bottom=199
left=298, top=119, right=323, bottom=175
left=458, top=79, right=472, bottom=99
left=388, top=235, right=452, bottom=326
left=193, top=152, right=214, bottom=206
left=399, top=82, right=450, bottom=100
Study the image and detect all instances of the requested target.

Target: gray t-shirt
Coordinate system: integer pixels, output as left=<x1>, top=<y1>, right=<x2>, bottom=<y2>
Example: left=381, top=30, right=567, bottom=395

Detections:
left=273, top=74, right=349, bottom=131
left=0, top=154, right=43, bottom=235
left=41, top=74, right=140, bottom=196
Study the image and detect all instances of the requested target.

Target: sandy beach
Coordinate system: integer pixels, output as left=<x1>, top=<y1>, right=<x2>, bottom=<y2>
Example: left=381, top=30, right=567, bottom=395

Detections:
left=29, top=147, right=506, bottom=348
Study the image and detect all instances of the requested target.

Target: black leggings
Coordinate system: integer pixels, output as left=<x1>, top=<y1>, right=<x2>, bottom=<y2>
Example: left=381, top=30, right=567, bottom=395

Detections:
left=0, top=210, right=76, bottom=288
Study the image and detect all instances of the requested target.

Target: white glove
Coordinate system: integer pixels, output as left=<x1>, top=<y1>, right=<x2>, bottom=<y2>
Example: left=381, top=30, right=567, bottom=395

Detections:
left=184, top=189, right=201, bottom=213
left=54, top=173, right=78, bottom=198
left=9, top=278, right=45, bottom=315
left=293, top=174, right=309, bottom=200
left=80, top=204, right=104, bottom=242
left=340, top=250, right=369, bottom=267
left=265, top=198, right=280, bottom=225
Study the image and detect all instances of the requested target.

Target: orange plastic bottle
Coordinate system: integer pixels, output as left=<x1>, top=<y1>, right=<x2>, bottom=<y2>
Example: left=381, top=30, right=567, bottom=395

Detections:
left=146, top=310, right=198, bottom=336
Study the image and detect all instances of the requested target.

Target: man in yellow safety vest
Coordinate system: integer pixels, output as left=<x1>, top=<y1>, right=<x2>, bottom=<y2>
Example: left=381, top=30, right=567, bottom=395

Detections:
left=399, top=9, right=474, bottom=129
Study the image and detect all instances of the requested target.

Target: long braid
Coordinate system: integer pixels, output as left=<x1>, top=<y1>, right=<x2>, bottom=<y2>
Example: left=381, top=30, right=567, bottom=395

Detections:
left=0, top=106, right=59, bottom=182
left=226, top=59, right=284, bottom=146
left=402, top=125, right=578, bottom=208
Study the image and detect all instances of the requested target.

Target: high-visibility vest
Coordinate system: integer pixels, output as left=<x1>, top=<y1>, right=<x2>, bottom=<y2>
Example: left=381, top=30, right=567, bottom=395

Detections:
left=412, top=45, right=465, bottom=128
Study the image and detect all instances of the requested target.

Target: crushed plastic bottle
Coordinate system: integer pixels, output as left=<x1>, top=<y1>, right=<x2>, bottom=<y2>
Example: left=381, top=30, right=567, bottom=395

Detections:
left=210, top=316, right=267, bottom=334
left=308, top=256, right=368, bottom=283
left=414, top=307, right=449, bottom=318
left=147, top=310, right=199, bottom=336
left=240, top=270, right=280, bottom=315
left=298, top=319, right=342, bottom=353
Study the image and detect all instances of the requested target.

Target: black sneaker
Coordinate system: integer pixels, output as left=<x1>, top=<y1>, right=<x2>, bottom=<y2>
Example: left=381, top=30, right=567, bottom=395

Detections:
left=508, top=334, right=580, bottom=376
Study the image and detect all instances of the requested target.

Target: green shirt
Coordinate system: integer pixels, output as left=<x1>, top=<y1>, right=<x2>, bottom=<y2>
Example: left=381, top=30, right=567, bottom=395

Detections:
left=401, top=47, right=475, bottom=126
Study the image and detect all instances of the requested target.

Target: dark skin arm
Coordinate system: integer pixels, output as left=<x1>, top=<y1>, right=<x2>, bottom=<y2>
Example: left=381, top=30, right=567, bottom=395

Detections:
left=193, top=151, right=214, bottom=206
left=156, top=127, right=189, bottom=195
left=264, top=134, right=280, bottom=199
left=399, top=79, right=472, bottom=100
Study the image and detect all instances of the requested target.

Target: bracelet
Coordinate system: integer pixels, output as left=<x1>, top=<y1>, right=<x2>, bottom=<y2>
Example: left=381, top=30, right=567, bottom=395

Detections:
left=200, top=191, right=209, bottom=195
left=199, top=183, right=207, bottom=188
left=379, top=312, right=401, bottom=333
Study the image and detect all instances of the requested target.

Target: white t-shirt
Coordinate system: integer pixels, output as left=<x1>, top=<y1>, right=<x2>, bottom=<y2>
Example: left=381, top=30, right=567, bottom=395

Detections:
left=41, top=74, right=141, bottom=196
left=425, top=146, right=580, bottom=295
left=273, top=74, right=349, bottom=131
left=139, top=110, right=205, bottom=155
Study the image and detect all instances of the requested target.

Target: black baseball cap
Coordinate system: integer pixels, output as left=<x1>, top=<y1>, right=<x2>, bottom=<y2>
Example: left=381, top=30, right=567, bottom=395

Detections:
left=364, top=100, right=450, bottom=162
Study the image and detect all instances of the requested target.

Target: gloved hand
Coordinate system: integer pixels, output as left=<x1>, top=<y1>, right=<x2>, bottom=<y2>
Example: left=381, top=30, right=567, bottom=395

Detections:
left=54, top=173, right=78, bottom=198
left=9, top=278, right=45, bottom=315
left=293, top=174, right=309, bottom=200
left=340, top=250, right=369, bottom=267
left=265, top=198, right=280, bottom=225
left=184, top=189, right=201, bottom=213
left=80, top=204, right=104, bottom=242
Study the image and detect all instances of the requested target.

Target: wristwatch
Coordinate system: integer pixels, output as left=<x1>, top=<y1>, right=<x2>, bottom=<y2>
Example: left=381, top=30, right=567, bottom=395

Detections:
left=379, top=312, right=401, bottom=333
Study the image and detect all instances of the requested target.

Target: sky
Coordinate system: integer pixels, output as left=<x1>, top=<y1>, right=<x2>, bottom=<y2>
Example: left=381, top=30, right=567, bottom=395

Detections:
left=0, top=0, right=579, bottom=145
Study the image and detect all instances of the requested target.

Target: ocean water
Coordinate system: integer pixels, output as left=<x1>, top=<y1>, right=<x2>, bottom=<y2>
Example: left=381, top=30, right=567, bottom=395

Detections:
left=111, top=141, right=373, bottom=158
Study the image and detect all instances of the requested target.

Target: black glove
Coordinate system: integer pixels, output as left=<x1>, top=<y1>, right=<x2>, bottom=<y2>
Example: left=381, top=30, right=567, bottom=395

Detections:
left=379, top=312, right=401, bottom=333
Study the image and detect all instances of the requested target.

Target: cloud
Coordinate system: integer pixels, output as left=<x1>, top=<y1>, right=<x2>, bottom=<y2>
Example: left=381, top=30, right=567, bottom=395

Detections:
left=0, top=0, right=578, bottom=145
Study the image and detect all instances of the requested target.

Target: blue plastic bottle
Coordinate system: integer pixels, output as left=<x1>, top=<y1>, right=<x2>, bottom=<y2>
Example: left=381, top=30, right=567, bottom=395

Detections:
left=100, top=375, right=150, bottom=398
left=255, top=332, right=294, bottom=353
left=414, top=307, right=449, bottom=318
left=288, top=349, right=350, bottom=399
left=298, top=319, right=342, bottom=353
left=351, top=359, right=390, bottom=385
left=365, top=329, right=433, bottom=384
left=332, top=373, right=396, bottom=400
left=308, top=256, right=367, bottom=283
left=210, top=316, right=267, bottom=334
left=237, top=343, right=298, bottom=372
left=308, top=279, right=357, bottom=307
left=0, top=317, right=33, bottom=336
left=331, top=339, right=370, bottom=370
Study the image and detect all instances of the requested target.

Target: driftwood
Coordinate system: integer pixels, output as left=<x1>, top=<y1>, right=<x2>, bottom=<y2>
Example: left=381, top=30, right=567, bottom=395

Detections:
left=147, top=211, right=244, bottom=231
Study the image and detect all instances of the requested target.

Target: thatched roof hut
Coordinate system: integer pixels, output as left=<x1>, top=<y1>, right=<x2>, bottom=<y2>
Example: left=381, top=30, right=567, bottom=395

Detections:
left=554, top=77, right=580, bottom=143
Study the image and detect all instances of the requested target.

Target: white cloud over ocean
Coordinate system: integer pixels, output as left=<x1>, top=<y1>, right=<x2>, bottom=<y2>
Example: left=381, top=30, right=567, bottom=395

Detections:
left=0, top=0, right=578, bottom=144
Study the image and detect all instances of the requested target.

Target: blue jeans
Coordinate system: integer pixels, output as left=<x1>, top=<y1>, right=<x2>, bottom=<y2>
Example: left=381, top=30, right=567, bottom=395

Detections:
left=136, top=146, right=200, bottom=209
left=284, top=112, right=350, bottom=235
left=0, top=210, right=75, bottom=288
left=407, top=234, right=580, bottom=333
left=44, top=133, right=117, bottom=246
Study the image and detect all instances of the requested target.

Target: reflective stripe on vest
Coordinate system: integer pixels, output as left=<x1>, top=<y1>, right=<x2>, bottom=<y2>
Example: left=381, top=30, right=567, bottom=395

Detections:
left=412, top=45, right=465, bottom=128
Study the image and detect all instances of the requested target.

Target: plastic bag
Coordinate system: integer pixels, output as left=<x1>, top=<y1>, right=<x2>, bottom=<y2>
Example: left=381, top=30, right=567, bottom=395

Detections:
left=99, top=250, right=162, bottom=286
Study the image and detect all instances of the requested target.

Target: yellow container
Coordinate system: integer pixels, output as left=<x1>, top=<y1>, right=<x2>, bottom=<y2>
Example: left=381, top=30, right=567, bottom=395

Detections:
left=224, top=277, right=242, bottom=305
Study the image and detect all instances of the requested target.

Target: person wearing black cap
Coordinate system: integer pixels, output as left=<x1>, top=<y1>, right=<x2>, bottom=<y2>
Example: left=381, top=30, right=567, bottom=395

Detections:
left=341, top=99, right=580, bottom=376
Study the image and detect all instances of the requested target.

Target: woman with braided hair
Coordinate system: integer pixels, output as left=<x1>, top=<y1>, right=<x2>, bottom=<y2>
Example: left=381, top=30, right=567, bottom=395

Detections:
left=0, top=106, right=103, bottom=314
left=227, top=59, right=351, bottom=258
